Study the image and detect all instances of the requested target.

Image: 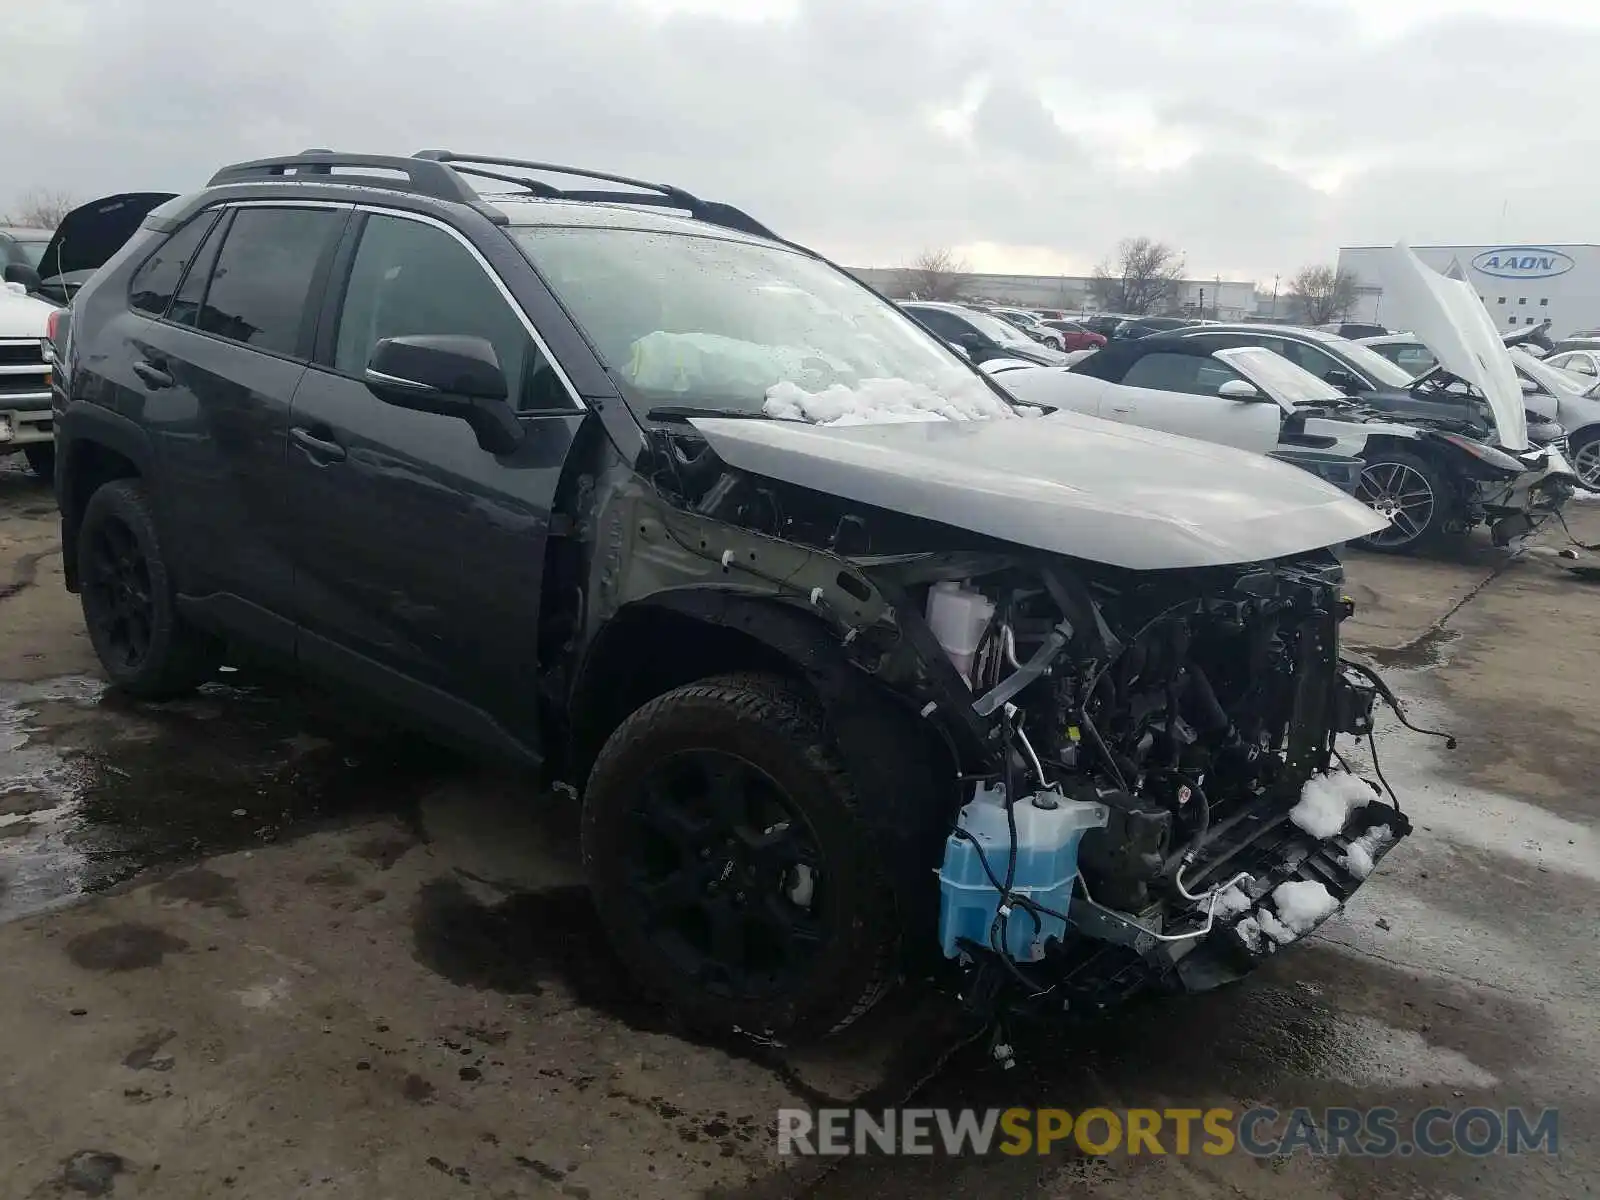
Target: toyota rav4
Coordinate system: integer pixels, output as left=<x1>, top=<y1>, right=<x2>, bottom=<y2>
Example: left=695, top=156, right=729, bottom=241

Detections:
left=53, top=151, right=1413, bottom=1041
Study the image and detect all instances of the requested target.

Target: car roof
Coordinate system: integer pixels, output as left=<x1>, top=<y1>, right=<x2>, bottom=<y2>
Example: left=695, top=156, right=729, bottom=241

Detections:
left=0, top=227, right=53, bottom=239
left=1180, top=322, right=1344, bottom=343
left=900, top=300, right=975, bottom=312
left=484, top=196, right=781, bottom=248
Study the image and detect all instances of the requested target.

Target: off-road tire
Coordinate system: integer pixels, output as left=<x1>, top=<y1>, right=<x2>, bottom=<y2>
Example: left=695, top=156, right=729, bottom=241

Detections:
left=1353, top=450, right=1453, bottom=554
left=22, top=443, right=54, bottom=480
left=582, top=672, right=900, bottom=1042
left=77, top=479, right=221, bottom=699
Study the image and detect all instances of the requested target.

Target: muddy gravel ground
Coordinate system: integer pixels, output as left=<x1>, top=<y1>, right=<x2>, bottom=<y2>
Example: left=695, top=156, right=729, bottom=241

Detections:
left=1, top=457, right=1597, bottom=1199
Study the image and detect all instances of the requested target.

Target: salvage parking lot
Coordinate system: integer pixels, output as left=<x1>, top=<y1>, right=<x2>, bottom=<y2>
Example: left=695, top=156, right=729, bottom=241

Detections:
left=1, top=461, right=1596, bottom=1199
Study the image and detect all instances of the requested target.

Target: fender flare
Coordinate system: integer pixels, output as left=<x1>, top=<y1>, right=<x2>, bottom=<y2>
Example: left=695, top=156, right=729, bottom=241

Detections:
left=574, top=589, right=962, bottom=950
left=55, top=403, right=160, bottom=589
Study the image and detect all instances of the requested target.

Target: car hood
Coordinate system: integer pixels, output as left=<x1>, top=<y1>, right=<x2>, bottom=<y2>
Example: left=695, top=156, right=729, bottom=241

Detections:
left=689, top=411, right=1386, bottom=571
left=35, top=192, right=178, bottom=281
left=0, top=285, right=54, bottom=335
left=1377, top=243, right=1529, bottom=451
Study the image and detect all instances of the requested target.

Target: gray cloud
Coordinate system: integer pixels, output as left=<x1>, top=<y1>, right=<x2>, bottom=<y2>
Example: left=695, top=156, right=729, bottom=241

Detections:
left=6, top=0, right=1600, bottom=281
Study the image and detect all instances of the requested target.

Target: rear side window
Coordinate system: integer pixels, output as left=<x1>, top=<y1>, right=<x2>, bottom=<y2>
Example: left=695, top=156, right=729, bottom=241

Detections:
left=128, top=212, right=218, bottom=316
left=197, top=207, right=342, bottom=356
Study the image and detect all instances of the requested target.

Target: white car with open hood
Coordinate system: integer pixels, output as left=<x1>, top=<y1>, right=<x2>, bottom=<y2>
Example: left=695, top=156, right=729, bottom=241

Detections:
left=988, top=245, right=1578, bottom=552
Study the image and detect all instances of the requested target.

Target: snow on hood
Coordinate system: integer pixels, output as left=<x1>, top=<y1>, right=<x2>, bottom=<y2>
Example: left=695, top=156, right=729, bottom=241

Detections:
left=1376, top=243, right=1529, bottom=451
left=762, top=376, right=1026, bottom=425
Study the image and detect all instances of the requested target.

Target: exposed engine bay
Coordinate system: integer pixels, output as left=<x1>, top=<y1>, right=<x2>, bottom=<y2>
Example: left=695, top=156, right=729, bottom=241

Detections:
left=893, top=553, right=1419, bottom=1016
left=645, top=424, right=1423, bottom=1022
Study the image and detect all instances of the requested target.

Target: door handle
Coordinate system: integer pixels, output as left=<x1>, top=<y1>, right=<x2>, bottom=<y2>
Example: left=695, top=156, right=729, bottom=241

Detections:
left=131, top=360, right=173, bottom=389
left=1108, top=404, right=1134, bottom=415
left=290, top=426, right=347, bottom=463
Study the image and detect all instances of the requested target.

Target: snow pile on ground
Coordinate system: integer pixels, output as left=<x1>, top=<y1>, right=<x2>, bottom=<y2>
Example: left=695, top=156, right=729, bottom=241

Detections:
left=1337, top=824, right=1394, bottom=880
left=1211, top=875, right=1256, bottom=919
left=1271, top=880, right=1342, bottom=937
left=764, top=376, right=1024, bottom=426
left=1289, top=771, right=1379, bottom=839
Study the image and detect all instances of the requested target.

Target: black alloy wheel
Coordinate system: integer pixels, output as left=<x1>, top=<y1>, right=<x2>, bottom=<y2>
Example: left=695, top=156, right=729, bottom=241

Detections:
left=84, top=513, right=155, bottom=672
left=623, top=749, right=826, bottom=1000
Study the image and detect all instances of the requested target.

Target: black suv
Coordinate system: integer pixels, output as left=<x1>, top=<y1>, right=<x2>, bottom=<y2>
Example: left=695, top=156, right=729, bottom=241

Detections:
left=54, top=151, right=1402, bottom=1040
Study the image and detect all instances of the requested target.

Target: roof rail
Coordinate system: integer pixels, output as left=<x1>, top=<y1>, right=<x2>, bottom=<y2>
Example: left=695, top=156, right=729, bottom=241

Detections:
left=205, top=149, right=783, bottom=241
left=411, top=151, right=782, bottom=241
left=206, top=150, right=483, bottom=205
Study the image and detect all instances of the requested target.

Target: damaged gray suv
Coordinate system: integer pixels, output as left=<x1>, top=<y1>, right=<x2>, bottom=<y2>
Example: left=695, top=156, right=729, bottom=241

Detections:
left=53, top=152, right=1416, bottom=1040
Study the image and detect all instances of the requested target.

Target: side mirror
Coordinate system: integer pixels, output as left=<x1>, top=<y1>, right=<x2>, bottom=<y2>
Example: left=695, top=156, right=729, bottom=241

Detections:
left=1218, top=379, right=1265, bottom=402
left=364, top=335, right=524, bottom=455
left=1520, top=377, right=1541, bottom=395
left=3, top=263, right=42, bottom=293
left=947, top=341, right=971, bottom=360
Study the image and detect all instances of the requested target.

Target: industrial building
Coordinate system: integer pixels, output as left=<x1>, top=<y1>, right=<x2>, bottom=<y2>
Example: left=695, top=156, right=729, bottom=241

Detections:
left=1338, top=244, right=1600, bottom=338
left=849, top=267, right=1260, bottom=321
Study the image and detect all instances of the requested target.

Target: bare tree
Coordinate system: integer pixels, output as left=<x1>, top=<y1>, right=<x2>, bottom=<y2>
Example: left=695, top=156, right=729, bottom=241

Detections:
left=2, top=188, right=78, bottom=228
left=1089, top=237, right=1186, bottom=315
left=1288, top=264, right=1358, bottom=326
left=904, top=247, right=970, bottom=302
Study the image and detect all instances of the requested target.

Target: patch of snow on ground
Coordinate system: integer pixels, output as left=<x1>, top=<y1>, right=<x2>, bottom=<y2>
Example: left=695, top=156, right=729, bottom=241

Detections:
left=1271, top=880, right=1341, bottom=938
left=1337, top=824, right=1394, bottom=880
left=764, top=376, right=1020, bottom=426
left=1289, top=771, right=1379, bottom=839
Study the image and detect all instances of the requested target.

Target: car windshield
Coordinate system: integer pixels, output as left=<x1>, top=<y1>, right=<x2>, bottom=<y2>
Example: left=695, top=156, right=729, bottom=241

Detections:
left=957, top=307, right=1036, bottom=348
left=1222, top=346, right=1346, bottom=406
left=1304, top=331, right=1417, bottom=388
left=514, top=226, right=1017, bottom=423
left=11, top=238, right=48, bottom=268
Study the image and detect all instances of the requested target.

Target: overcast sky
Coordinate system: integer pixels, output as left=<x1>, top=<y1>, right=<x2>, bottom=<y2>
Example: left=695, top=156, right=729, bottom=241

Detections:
left=9, top=0, right=1600, bottom=284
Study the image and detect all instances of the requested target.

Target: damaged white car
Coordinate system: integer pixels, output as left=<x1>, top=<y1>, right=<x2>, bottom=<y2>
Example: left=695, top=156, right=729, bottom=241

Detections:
left=994, top=247, right=1578, bottom=552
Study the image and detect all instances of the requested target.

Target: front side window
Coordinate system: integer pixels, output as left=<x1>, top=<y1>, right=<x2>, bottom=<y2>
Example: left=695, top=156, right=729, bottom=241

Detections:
left=128, top=212, right=218, bottom=316
left=334, top=214, right=564, bottom=410
left=514, top=226, right=988, bottom=418
left=198, top=207, right=342, bottom=356
left=1121, top=351, right=1241, bottom=396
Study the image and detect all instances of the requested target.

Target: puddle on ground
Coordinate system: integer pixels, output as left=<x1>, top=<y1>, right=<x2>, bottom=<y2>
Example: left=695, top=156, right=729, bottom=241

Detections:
left=0, top=673, right=458, bottom=923
left=1355, top=625, right=1462, bottom=671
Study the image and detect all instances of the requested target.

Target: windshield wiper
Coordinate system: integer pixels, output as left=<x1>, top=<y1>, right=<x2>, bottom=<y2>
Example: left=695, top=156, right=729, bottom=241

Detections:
left=645, top=405, right=771, bottom=423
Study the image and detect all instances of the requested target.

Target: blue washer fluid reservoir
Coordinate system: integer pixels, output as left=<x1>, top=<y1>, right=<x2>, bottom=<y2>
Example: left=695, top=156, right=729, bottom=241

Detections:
left=938, top=784, right=1110, bottom=962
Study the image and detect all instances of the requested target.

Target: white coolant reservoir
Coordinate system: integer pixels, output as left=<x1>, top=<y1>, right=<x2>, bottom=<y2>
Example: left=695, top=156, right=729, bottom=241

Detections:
left=925, top=581, right=995, bottom=685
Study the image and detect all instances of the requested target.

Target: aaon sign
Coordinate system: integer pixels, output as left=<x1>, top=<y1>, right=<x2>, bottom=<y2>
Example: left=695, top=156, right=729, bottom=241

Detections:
left=1470, top=247, right=1576, bottom=280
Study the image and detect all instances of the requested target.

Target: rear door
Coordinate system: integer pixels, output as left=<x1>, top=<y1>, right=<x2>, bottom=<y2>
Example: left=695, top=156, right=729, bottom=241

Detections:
left=1101, top=350, right=1281, bottom=452
left=134, top=202, right=349, bottom=648
left=283, top=208, right=586, bottom=760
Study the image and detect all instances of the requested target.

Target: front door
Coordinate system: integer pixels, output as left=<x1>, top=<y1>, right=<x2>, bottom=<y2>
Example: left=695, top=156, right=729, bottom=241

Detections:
left=1103, top=350, right=1281, bottom=452
left=284, top=210, right=586, bottom=760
